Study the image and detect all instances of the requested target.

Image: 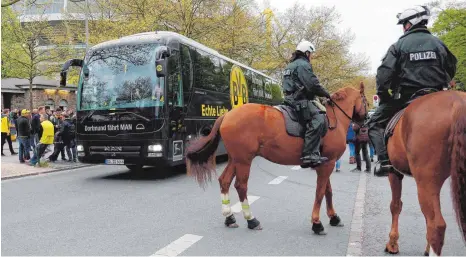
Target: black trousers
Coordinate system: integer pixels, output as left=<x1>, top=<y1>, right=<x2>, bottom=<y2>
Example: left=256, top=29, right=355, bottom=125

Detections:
left=285, top=97, right=327, bottom=158
left=354, top=141, right=371, bottom=171
left=49, top=143, right=67, bottom=161
left=1, top=132, right=15, bottom=154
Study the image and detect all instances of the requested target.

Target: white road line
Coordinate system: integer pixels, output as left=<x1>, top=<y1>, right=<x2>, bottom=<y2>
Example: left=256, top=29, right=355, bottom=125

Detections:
left=291, top=165, right=301, bottom=170
left=230, top=195, right=260, bottom=213
left=268, top=176, right=288, bottom=185
left=346, top=172, right=368, bottom=256
left=151, top=234, right=203, bottom=257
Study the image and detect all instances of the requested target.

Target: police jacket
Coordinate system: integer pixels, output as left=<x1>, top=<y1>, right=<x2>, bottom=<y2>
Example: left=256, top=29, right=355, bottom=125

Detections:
left=376, top=26, right=457, bottom=98
left=282, top=55, right=330, bottom=101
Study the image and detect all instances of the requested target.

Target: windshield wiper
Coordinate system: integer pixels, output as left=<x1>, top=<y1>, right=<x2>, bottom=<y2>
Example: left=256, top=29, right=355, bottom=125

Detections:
left=109, top=111, right=150, bottom=122
left=80, top=110, right=96, bottom=124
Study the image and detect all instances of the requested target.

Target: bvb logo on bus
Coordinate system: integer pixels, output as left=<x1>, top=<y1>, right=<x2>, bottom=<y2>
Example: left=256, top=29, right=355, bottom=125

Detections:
left=229, top=65, right=248, bottom=109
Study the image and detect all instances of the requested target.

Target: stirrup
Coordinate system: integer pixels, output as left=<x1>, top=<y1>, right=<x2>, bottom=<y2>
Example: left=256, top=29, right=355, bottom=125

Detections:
left=374, top=161, right=391, bottom=176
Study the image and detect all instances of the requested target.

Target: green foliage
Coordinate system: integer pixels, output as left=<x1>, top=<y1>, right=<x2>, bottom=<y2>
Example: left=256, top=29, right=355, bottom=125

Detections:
left=1, top=5, right=77, bottom=108
left=64, top=0, right=369, bottom=92
left=3, top=0, right=371, bottom=102
left=431, top=6, right=466, bottom=90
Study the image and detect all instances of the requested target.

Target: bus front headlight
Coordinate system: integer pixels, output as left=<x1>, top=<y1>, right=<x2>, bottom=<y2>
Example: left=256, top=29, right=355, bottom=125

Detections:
left=148, top=144, right=162, bottom=152
left=77, top=145, right=84, bottom=152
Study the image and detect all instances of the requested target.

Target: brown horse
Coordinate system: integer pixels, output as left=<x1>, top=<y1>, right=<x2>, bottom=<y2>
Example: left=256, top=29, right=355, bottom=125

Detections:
left=185, top=84, right=368, bottom=234
left=383, top=90, right=466, bottom=256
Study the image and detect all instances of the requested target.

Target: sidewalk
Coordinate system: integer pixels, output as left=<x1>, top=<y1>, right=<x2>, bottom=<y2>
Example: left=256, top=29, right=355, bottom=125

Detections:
left=1, top=141, right=93, bottom=179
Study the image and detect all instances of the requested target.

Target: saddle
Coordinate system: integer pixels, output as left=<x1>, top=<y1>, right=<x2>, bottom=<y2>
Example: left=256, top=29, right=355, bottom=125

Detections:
left=273, top=104, right=328, bottom=138
left=384, top=88, right=440, bottom=144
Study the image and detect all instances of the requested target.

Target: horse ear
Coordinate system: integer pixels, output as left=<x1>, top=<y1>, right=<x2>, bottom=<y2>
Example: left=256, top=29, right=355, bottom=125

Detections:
left=359, top=81, right=365, bottom=93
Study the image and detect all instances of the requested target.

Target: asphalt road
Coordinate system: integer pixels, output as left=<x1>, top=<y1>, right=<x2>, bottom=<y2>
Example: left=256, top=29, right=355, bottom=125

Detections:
left=2, top=149, right=466, bottom=256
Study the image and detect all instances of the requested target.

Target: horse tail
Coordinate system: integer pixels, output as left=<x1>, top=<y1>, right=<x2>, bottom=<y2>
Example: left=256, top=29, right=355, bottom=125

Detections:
left=185, top=113, right=226, bottom=189
left=449, top=100, right=466, bottom=242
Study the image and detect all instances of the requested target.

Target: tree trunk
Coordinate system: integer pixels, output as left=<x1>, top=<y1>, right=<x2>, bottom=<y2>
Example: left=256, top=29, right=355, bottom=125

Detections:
left=29, top=79, right=33, bottom=110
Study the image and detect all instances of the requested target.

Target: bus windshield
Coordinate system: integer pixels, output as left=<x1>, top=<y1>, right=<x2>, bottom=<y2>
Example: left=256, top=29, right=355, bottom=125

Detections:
left=79, top=43, right=164, bottom=110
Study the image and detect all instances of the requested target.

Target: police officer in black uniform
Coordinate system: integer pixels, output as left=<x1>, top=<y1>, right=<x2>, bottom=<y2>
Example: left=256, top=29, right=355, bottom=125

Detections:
left=282, top=40, right=332, bottom=168
left=368, top=5, right=457, bottom=176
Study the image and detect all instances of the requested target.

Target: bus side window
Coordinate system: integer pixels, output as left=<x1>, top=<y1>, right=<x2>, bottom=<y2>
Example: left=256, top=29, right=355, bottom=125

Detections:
left=180, top=44, right=193, bottom=105
left=271, top=81, right=284, bottom=103
left=244, top=69, right=254, bottom=99
left=264, top=78, right=273, bottom=100
left=219, top=59, right=231, bottom=93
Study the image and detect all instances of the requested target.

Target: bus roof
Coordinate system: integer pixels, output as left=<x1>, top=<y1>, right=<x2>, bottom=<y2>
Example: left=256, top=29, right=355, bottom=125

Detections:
left=90, top=31, right=279, bottom=83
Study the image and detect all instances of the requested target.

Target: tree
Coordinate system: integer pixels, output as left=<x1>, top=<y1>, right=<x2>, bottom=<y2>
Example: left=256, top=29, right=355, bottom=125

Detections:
left=63, top=0, right=370, bottom=92
left=1, top=6, right=74, bottom=109
left=430, top=1, right=466, bottom=91
left=250, top=3, right=370, bottom=90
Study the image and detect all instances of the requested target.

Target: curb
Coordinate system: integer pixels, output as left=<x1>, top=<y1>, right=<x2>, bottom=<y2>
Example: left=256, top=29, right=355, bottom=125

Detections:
left=1, top=164, right=95, bottom=180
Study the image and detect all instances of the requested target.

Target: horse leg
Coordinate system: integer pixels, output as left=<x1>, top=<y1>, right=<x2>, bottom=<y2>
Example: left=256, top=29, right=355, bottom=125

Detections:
left=384, top=172, right=404, bottom=254
left=219, top=159, right=238, bottom=228
left=417, top=181, right=447, bottom=256
left=325, top=179, right=344, bottom=227
left=311, top=162, right=334, bottom=235
left=424, top=242, right=430, bottom=256
left=233, top=162, right=262, bottom=230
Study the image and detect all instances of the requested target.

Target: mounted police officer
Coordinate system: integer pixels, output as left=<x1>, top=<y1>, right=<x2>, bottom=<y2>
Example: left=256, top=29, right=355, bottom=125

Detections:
left=282, top=40, right=332, bottom=168
left=368, top=5, right=457, bottom=176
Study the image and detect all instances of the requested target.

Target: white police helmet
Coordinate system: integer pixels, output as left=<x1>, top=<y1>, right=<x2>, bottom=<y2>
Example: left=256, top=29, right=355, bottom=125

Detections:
left=396, top=5, right=431, bottom=26
left=296, top=40, right=316, bottom=54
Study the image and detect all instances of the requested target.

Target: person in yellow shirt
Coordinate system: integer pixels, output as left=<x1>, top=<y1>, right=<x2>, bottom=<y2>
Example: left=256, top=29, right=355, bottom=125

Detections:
left=29, top=114, right=54, bottom=166
left=1, top=109, right=17, bottom=156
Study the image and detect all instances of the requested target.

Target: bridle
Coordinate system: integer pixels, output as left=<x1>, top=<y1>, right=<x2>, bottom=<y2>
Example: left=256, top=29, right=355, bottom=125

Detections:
left=327, top=92, right=368, bottom=130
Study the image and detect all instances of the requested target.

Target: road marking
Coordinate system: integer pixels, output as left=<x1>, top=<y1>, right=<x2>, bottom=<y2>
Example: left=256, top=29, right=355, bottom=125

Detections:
left=291, top=166, right=301, bottom=170
left=230, top=195, right=260, bottom=213
left=346, top=171, right=367, bottom=256
left=268, top=176, right=288, bottom=185
left=151, top=234, right=203, bottom=257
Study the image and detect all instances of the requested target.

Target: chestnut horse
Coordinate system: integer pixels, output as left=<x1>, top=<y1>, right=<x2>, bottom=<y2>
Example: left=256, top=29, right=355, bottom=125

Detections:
left=185, top=84, right=368, bottom=234
left=383, top=90, right=466, bottom=256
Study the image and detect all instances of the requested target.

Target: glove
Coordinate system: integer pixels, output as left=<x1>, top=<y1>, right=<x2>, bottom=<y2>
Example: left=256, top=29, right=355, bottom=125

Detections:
left=323, top=91, right=331, bottom=99
left=378, top=91, right=391, bottom=103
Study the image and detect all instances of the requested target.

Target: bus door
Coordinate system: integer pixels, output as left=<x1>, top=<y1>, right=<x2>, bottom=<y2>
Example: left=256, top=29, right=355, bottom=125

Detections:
left=166, top=47, right=185, bottom=162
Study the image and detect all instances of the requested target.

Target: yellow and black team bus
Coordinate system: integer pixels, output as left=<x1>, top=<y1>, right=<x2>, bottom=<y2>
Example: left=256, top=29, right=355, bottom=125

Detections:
left=60, top=31, right=283, bottom=172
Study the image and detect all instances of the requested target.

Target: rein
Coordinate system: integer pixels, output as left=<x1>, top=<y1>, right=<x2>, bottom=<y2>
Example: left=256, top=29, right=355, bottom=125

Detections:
left=326, top=93, right=367, bottom=130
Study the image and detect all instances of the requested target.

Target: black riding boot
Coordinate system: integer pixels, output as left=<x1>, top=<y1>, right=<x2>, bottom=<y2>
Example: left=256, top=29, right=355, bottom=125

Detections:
left=301, top=117, right=328, bottom=168
left=368, top=126, right=391, bottom=176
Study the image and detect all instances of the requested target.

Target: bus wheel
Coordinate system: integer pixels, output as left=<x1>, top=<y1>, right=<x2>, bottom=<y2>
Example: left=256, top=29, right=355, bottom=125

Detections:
left=126, top=164, right=144, bottom=172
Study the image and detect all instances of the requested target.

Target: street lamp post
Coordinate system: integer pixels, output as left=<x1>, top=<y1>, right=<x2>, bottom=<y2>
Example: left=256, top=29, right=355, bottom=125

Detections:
left=68, top=0, right=89, bottom=51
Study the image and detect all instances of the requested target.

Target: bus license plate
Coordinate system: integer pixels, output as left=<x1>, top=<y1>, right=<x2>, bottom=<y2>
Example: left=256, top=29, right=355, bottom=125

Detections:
left=105, top=159, right=124, bottom=165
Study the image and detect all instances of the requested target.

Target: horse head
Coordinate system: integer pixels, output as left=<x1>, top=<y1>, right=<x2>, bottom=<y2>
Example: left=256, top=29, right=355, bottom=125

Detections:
left=353, top=81, right=369, bottom=122
left=329, top=81, right=369, bottom=123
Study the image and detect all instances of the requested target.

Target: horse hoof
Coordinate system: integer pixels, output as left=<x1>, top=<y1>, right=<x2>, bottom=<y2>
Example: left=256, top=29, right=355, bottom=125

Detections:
left=384, top=245, right=399, bottom=254
left=247, top=218, right=262, bottom=230
left=424, top=251, right=429, bottom=256
left=224, top=214, right=238, bottom=228
left=329, top=215, right=344, bottom=227
left=312, top=222, right=326, bottom=235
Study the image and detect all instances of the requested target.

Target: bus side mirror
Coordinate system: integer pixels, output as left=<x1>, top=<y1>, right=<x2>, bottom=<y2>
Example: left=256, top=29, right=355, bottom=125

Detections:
left=156, top=59, right=168, bottom=77
left=60, top=71, right=67, bottom=86
left=60, top=59, right=83, bottom=86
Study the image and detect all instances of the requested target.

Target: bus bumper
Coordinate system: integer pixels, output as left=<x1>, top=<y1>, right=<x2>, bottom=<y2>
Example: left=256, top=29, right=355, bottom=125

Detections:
left=76, top=139, right=185, bottom=167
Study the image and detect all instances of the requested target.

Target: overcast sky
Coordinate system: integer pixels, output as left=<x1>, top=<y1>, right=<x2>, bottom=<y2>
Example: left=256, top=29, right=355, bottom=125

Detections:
left=265, top=0, right=458, bottom=74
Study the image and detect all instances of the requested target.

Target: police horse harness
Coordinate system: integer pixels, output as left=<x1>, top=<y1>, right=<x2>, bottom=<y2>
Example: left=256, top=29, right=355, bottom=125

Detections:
left=380, top=88, right=466, bottom=256
left=185, top=84, right=368, bottom=235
